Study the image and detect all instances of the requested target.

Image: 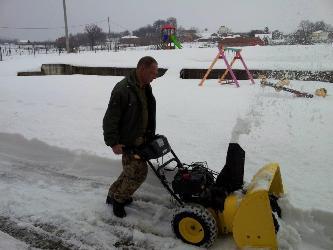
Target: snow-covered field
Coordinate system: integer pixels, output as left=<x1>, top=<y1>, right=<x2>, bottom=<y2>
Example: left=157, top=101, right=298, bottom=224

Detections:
left=0, top=44, right=332, bottom=249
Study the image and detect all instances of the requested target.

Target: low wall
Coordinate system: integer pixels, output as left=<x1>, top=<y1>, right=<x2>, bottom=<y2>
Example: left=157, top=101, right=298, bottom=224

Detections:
left=180, top=68, right=333, bottom=83
left=18, top=64, right=168, bottom=78
left=17, top=65, right=333, bottom=83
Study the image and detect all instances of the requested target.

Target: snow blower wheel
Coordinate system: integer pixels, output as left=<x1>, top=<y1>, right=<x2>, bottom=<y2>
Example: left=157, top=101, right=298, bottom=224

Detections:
left=172, top=205, right=218, bottom=248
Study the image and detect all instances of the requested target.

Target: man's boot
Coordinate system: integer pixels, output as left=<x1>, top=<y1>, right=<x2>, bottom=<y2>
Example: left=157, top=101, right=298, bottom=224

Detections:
left=106, top=195, right=133, bottom=206
left=112, top=199, right=126, bottom=218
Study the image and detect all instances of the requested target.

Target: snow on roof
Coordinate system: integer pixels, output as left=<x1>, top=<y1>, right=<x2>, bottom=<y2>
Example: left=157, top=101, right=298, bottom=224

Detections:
left=313, top=30, right=325, bottom=34
left=121, top=35, right=139, bottom=39
left=18, top=40, right=30, bottom=43
left=224, top=35, right=240, bottom=39
left=197, top=32, right=215, bottom=39
left=255, top=33, right=272, bottom=39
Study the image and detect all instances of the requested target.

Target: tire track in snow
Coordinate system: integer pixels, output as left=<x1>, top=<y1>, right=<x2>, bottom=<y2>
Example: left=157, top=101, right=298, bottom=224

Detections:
left=0, top=161, right=176, bottom=249
left=0, top=133, right=184, bottom=249
left=0, top=216, right=77, bottom=250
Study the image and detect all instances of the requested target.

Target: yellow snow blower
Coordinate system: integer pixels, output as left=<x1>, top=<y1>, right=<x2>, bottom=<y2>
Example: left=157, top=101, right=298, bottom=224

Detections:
left=218, top=162, right=284, bottom=249
left=133, top=135, right=284, bottom=249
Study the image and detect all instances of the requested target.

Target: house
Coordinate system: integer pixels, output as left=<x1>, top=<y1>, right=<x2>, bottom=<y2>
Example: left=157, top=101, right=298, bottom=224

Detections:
left=255, top=33, right=272, bottom=40
left=119, top=35, right=139, bottom=47
left=17, top=40, right=31, bottom=45
left=178, top=29, right=198, bottom=42
left=311, top=30, right=329, bottom=42
left=16, top=40, right=33, bottom=49
left=255, top=33, right=272, bottom=45
left=195, top=32, right=220, bottom=43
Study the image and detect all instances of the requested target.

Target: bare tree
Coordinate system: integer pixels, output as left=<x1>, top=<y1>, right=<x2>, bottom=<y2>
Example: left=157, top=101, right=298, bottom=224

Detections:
left=272, top=30, right=283, bottom=40
left=294, top=20, right=315, bottom=44
left=249, top=29, right=264, bottom=37
left=291, top=20, right=333, bottom=44
left=166, top=17, right=177, bottom=28
left=313, top=21, right=328, bottom=31
left=217, top=26, right=232, bottom=37
left=153, top=19, right=167, bottom=32
left=85, top=24, right=105, bottom=50
left=133, top=25, right=155, bottom=37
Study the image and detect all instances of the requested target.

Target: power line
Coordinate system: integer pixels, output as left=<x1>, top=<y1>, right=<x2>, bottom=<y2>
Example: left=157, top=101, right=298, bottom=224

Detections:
left=0, top=26, right=61, bottom=30
left=0, top=17, right=133, bottom=33
left=0, top=18, right=108, bottom=31
left=71, top=18, right=108, bottom=28
left=107, top=18, right=131, bottom=31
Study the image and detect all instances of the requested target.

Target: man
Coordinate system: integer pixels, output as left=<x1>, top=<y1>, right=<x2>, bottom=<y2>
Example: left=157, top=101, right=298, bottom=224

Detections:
left=103, top=56, right=158, bottom=218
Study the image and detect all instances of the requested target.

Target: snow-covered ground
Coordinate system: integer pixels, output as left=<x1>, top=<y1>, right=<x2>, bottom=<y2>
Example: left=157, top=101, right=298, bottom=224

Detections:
left=0, top=44, right=332, bottom=249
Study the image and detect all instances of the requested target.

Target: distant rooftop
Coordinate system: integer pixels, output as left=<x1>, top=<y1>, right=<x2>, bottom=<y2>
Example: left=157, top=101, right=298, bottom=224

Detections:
left=121, top=35, right=139, bottom=39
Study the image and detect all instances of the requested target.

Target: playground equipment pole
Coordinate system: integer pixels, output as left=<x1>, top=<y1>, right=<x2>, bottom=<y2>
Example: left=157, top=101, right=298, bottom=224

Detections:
left=199, top=53, right=220, bottom=86
left=220, top=50, right=240, bottom=87
left=218, top=57, right=237, bottom=83
left=237, top=52, right=255, bottom=84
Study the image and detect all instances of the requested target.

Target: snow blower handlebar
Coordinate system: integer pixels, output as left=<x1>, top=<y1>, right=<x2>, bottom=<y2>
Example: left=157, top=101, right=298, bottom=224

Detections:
left=124, top=135, right=185, bottom=205
left=124, top=135, right=183, bottom=172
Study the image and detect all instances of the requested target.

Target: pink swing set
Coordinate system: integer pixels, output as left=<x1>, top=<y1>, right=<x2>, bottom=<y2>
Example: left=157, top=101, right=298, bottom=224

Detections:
left=199, top=44, right=255, bottom=87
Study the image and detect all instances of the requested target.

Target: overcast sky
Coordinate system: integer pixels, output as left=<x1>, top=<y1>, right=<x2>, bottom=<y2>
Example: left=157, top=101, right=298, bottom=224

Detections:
left=1, top=0, right=333, bottom=41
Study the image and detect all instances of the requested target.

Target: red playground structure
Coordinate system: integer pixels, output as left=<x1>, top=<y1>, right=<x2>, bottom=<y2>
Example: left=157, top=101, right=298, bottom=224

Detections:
left=199, top=44, right=255, bottom=87
left=161, top=24, right=182, bottom=49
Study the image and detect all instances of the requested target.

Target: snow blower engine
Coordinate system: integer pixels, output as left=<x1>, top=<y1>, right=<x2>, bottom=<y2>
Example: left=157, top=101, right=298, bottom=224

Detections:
left=134, top=135, right=284, bottom=249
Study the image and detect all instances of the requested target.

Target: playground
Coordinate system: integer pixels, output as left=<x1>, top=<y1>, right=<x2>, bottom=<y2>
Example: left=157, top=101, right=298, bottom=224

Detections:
left=161, top=24, right=183, bottom=49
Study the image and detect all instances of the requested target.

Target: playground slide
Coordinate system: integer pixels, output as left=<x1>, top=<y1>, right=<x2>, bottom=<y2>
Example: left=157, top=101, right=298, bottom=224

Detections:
left=170, top=35, right=182, bottom=49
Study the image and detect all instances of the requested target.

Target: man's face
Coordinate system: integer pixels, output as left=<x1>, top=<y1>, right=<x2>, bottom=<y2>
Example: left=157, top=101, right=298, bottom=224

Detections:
left=140, top=63, right=158, bottom=85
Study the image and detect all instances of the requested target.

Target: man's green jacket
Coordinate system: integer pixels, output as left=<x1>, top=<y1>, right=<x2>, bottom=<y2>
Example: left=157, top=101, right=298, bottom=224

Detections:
left=103, top=70, right=156, bottom=147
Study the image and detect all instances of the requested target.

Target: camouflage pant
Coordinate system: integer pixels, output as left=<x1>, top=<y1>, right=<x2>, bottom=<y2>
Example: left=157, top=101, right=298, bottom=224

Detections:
left=108, top=153, right=148, bottom=203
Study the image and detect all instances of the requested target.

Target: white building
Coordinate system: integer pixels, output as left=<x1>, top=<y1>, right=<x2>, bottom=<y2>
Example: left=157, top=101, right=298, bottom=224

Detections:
left=255, top=33, right=272, bottom=45
left=311, top=30, right=329, bottom=42
left=218, top=26, right=230, bottom=35
left=255, top=33, right=272, bottom=40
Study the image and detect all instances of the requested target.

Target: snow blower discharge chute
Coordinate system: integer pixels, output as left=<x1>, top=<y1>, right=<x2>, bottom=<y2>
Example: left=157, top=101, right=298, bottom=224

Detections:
left=130, top=135, right=284, bottom=249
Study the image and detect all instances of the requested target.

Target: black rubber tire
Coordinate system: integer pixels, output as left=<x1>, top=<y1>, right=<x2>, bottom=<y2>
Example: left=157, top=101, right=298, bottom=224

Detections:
left=272, top=213, right=280, bottom=233
left=171, top=204, right=218, bottom=248
left=269, top=195, right=282, bottom=218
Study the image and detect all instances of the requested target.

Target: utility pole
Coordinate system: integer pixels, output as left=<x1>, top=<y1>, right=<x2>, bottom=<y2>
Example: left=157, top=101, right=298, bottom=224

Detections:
left=108, top=17, right=111, bottom=50
left=62, top=0, right=70, bottom=53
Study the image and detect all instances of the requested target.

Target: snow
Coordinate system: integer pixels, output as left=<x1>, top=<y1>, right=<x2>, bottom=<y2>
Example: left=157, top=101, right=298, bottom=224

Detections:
left=0, top=44, right=333, bottom=249
left=0, top=231, right=29, bottom=250
left=121, top=35, right=139, bottom=39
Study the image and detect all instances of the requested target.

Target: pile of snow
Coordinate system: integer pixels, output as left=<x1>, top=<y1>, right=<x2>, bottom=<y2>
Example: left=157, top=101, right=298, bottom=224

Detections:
left=0, top=231, right=29, bottom=250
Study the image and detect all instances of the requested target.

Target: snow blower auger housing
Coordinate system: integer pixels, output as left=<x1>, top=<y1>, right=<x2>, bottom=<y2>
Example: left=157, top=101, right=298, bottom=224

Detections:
left=133, top=135, right=284, bottom=249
